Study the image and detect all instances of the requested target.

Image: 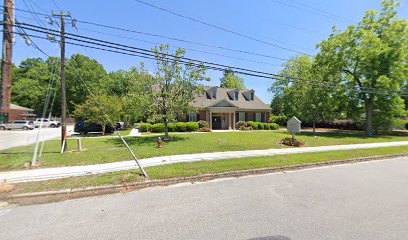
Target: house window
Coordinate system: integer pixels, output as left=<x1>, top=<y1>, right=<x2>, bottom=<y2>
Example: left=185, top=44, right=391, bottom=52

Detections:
left=234, top=91, right=239, bottom=100
left=212, top=88, right=216, bottom=99
left=239, top=112, right=245, bottom=121
left=255, top=113, right=261, bottom=122
left=251, top=92, right=254, bottom=101
left=189, top=112, right=197, bottom=122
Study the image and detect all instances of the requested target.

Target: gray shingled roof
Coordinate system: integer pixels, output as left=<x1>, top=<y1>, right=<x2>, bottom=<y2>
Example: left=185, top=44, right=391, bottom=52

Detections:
left=10, top=103, right=34, bottom=112
left=191, top=87, right=271, bottom=110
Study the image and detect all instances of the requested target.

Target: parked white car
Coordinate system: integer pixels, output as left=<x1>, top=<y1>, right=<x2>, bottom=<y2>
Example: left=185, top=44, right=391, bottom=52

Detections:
left=33, top=118, right=61, bottom=128
left=0, top=120, right=35, bottom=130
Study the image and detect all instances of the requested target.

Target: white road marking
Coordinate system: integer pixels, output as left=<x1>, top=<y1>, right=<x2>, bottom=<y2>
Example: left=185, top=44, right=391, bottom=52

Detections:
left=0, top=209, right=11, bottom=216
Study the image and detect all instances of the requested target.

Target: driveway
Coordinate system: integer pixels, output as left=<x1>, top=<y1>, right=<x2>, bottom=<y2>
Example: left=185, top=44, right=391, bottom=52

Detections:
left=1, top=157, right=408, bottom=239
left=0, top=126, right=74, bottom=151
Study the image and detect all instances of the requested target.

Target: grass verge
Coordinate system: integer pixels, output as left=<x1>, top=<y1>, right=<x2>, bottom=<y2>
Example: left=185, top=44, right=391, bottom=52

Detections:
left=10, top=146, right=408, bottom=194
left=1, top=131, right=408, bottom=170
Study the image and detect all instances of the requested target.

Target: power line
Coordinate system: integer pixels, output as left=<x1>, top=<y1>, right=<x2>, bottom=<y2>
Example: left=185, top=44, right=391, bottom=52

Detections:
left=77, top=27, right=283, bottom=68
left=131, top=0, right=312, bottom=56
left=11, top=25, right=407, bottom=98
left=285, top=0, right=355, bottom=23
left=271, top=0, right=353, bottom=24
left=11, top=20, right=407, bottom=97
left=4, top=6, right=293, bottom=62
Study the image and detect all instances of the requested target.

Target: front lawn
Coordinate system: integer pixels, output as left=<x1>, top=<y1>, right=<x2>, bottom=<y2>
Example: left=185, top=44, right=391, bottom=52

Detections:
left=12, top=146, right=408, bottom=194
left=1, top=130, right=407, bottom=170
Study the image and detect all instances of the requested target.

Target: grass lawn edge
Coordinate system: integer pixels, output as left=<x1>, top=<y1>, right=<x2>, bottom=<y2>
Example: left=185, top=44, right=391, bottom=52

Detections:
left=2, top=147, right=408, bottom=205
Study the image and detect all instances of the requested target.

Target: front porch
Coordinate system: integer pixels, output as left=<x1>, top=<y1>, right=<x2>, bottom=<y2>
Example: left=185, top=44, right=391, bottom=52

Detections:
left=207, top=108, right=236, bottom=130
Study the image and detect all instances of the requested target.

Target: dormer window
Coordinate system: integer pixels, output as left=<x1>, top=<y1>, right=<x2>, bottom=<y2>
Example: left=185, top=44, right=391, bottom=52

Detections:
left=251, top=92, right=254, bottom=101
left=212, top=88, right=216, bottom=99
left=234, top=91, right=239, bottom=100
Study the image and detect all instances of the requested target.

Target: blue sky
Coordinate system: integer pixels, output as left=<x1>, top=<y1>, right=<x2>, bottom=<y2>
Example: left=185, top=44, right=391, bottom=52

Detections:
left=10, top=0, right=408, bottom=103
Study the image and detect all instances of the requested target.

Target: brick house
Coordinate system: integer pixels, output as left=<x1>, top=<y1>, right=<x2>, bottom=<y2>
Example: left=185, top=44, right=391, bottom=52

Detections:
left=8, top=103, right=36, bottom=121
left=188, top=87, right=271, bottom=130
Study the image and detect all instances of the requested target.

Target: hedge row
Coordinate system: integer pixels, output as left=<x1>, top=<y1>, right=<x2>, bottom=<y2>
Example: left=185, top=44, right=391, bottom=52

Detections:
left=236, top=121, right=279, bottom=130
left=139, top=122, right=200, bottom=133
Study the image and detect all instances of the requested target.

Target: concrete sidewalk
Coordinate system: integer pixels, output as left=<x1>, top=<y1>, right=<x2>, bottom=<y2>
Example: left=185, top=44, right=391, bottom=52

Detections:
left=1, top=141, right=408, bottom=183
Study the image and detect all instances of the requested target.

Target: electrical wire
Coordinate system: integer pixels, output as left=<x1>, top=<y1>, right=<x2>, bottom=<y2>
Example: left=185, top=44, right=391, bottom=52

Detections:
left=130, top=0, right=312, bottom=56
left=14, top=22, right=407, bottom=97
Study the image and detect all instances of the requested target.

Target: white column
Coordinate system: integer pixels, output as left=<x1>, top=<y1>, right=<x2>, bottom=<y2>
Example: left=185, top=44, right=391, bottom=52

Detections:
left=229, top=113, right=232, bottom=130
left=209, top=111, right=212, bottom=129
left=233, top=111, right=236, bottom=129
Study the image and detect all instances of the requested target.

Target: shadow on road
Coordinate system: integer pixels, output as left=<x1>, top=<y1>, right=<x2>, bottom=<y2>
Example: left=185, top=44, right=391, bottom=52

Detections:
left=248, top=236, right=291, bottom=240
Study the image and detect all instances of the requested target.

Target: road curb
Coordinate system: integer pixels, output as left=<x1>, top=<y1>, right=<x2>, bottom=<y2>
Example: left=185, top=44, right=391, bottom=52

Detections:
left=2, top=153, right=408, bottom=203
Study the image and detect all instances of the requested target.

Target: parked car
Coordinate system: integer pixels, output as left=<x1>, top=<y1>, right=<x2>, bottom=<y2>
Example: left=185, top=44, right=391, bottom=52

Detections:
left=74, top=121, right=115, bottom=135
left=33, top=118, right=61, bottom=128
left=0, top=120, right=34, bottom=130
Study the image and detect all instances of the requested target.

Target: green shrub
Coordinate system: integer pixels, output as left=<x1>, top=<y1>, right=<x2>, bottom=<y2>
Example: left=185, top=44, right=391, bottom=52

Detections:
left=235, top=121, right=246, bottom=129
left=139, top=123, right=152, bottom=132
left=198, top=120, right=209, bottom=128
left=167, top=123, right=176, bottom=132
left=186, top=122, right=199, bottom=132
left=264, top=123, right=270, bottom=130
left=258, top=123, right=264, bottom=130
left=270, top=115, right=288, bottom=126
left=280, top=137, right=304, bottom=147
left=151, top=123, right=165, bottom=133
left=246, top=121, right=259, bottom=130
left=175, top=122, right=186, bottom=132
left=392, top=118, right=408, bottom=130
left=269, top=123, right=279, bottom=130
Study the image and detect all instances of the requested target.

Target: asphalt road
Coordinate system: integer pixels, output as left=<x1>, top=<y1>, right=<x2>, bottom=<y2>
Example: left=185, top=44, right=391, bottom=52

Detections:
left=0, top=126, right=74, bottom=151
left=1, top=157, right=408, bottom=240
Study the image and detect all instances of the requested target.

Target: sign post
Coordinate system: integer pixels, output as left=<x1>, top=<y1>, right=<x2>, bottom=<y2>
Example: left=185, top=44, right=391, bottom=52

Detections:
left=287, top=116, right=302, bottom=141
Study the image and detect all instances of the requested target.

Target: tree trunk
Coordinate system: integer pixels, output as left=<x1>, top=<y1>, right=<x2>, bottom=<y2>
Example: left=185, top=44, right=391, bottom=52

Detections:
left=365, top=97, right=373, bottom=137
left=101, top=125, right=106, bottom=136
left=312, top=121, right=316, bottom=136
left=164, top=117, right=169, bottom=138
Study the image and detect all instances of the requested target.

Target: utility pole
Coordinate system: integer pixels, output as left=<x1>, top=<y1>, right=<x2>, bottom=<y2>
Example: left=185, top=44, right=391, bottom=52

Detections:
left=0, top=0, right=14, bottom=123
left=52, top=11, right=71, bottom=152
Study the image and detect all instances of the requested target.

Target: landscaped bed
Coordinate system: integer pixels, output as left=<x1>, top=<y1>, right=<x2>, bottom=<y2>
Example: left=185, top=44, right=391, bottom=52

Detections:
left=8, top=146, right=408, bottom=195
left=1, top=130, right=407, bottom=171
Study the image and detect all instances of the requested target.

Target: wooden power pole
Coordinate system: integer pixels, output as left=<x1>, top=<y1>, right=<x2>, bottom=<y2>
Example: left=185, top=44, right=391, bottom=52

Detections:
left=0, top=0, right=14, bottom=123
left=52, top=11, right=71, bottom=152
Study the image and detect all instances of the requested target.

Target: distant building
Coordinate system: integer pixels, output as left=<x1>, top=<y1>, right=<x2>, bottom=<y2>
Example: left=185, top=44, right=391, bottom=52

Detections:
left=188, top=87, right=271, bottom=130
left=8, top=103, right=36, bottom=121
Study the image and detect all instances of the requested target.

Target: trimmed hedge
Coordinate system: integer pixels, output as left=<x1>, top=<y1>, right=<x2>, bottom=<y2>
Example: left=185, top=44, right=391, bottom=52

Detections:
left=264, top=123, right=270, bottom=130
left=167, top=123, right=176, bottom=132
left=269, top=123, right=279, bottom=130
left=151, top=123, right=165, bottom=133
left=237, top=121, right=279, bottom=131
left=139, top=123, right=152, bottom=132
left=246, top=121, right=259, bottom=130
left=186, top=122, right=199, bottom=132
left=175, top=122, right=186, bottom=132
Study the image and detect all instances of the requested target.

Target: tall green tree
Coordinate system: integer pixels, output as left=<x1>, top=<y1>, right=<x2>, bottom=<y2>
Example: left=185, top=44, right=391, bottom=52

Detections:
left=120, top=65, right=155, bottom=123
left=65, top=54, right=108, bottom=112
left=269, top=55, right=343, bottom=134
left=137, top=45, right=208, bottom=138
left=316, top=0, right=408, bottom=135
left=220, top=69, right=245, bottom=89
left=73, top=94, right=123, bottom=135
left=11, top=58, right=58, bottom=115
